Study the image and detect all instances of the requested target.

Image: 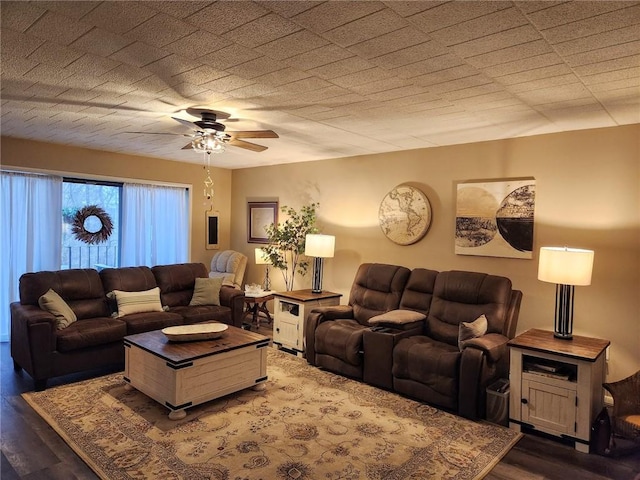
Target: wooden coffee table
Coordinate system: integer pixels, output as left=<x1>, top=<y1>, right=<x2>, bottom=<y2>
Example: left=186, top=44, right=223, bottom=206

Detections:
left=123, top=324, right=269, bottom=419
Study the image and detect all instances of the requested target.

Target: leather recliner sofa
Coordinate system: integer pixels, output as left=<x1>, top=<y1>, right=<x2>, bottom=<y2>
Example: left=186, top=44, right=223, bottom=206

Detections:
left=306, top=263, right=522, bottom=419
left=10, top=262, right=244, bottom=390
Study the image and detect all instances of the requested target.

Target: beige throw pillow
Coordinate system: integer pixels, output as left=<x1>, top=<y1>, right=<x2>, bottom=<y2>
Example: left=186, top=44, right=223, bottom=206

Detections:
left=38, top=289, right=77, bottom=330
left=113, top=287, right=163, bottom=317
left=368, top=309, right=426, bottom=325
left=190, top=277, right=223, bottom=306
left=458, top=314, right=488, bottom=350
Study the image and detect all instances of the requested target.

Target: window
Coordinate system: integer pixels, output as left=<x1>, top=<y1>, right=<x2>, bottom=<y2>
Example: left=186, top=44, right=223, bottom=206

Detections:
left=62, top=179, right=121, bottom=269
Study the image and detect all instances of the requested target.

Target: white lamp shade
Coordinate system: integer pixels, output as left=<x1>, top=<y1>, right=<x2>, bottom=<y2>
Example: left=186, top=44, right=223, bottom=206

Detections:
left=305, top=234, right=335, bottom=258
left=538, top=247, right=594, bottom=286
left=254, top=248, right=271, bottom=265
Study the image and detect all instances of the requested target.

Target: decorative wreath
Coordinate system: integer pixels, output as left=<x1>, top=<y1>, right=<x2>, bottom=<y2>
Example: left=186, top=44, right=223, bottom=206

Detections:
left=71, top=205, right=113, bottom=245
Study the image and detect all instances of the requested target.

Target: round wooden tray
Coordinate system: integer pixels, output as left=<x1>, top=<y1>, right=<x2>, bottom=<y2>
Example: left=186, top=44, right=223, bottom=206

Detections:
left=162, top=323, right=228, bottom=342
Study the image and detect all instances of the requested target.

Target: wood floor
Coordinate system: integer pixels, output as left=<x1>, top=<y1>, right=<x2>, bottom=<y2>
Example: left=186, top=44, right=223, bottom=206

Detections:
left=2, top=330, right=639, bottom=479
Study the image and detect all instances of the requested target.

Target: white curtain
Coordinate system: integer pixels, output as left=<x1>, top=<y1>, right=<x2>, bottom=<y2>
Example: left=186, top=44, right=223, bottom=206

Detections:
left=120, top=183, right=189, bottom=267
left=1, top=172, right=63, bottom=342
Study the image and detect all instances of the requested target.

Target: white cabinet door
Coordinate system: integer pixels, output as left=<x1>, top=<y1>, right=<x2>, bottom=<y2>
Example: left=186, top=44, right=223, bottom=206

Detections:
left=522, top=379, right=576, bottom=436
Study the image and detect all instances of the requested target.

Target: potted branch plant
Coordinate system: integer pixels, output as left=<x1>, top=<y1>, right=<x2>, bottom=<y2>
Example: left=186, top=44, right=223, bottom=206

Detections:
left=262, top=203, right=318, bottom=291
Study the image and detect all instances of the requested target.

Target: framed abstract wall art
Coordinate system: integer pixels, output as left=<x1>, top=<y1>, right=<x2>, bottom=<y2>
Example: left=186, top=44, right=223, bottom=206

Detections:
left=247, top=201, right=278, bottom=243
left=455, top=178, right=535, bottom=259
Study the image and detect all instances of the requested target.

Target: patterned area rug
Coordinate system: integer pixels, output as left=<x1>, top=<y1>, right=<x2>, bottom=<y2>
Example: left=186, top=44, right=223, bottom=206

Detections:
left=23, top=348, right=521, bottom=479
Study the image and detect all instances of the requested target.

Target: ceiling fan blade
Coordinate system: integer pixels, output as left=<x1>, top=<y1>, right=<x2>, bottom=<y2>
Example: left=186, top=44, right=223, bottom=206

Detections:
left=228, top=138, right=268, bottom=152
left=172, top=116, right=198, bottom=129
left=228, top=130, right=279, bottom=139
left=181, top=142, right=193, bottom=150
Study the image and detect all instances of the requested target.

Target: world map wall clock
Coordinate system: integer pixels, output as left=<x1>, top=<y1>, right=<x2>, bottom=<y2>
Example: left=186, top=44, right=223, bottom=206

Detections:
left=379, top=184, right=432, bottom=245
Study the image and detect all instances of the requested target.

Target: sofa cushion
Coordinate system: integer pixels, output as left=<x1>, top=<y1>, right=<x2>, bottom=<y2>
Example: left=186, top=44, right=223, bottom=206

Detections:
left=368, top=309, right=426, bottom=325
left=458, top=314, right=488, bottom=350
left=315, top=319, right=366, bottom=366
left=113, top=287, right=164, bottom=317
left=152, top=263, right=208, bottom=307
left=56, top=317, right=127, bottom=352
left=38, top=289, right=77, bottom=330
left=169, top=305, right=232, bottom=325
left=119, top=311, right=184, bottom=335
left=189, top=277, right=223, bottom=306
left=393, top=336, right=460, bottom=399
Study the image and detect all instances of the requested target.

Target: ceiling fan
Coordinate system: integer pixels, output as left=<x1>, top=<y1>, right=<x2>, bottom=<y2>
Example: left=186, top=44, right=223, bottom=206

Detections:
left=129, top=108, right=279, bottom=153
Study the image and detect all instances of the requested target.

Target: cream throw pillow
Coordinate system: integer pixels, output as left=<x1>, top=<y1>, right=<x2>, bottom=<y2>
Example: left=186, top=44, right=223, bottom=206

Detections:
left=458, top=314, right=488, bottom=350
left=368, top=309, right=426, bottom=325
left=113, top=287, right=163, bottom=317
left=189, top=277, right=223, bottom=306
left=38, top=289, right=77, bottom=330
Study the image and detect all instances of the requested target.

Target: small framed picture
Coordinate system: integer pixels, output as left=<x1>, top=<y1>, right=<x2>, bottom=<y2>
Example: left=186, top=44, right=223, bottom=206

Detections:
left=248, top=202, right=277, bottom=243
left=206, top=211, right=219, bottom=250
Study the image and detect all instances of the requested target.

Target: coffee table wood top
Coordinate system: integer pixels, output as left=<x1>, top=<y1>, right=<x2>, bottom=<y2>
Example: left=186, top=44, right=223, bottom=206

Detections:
left=124, top=324, right=269, bottom=367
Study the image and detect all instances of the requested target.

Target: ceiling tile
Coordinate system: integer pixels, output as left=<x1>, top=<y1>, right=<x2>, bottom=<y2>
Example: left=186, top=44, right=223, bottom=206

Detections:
left=109, top=41, right=168, bottom=68
left=540, top=5, right=640, bottom=44
left=25, top=10, right=93, bottom=46
left=98, top=64, right=152, bottom=86
left=331, top=67, right=395, bottom=88
left=426, top=74, right=493, bottom=95
left=186, top=2, right=269, bottom=35
left=494, top=64, right=573, bottom=86
left=148, top=1, right=210, bottom=19
left=441, top=82, right=506, bottom=101
left=508, top=73, right=582, bottom=93
left=464, top=39, right=554, bottom=69
left=223, top=13, right=300, bottom=48
left=323, top=9, right=408, bottom=48
left=429, top=7, right=528, bottom=46
left=451, top=25, right=543, bottom=58
left=70, top=27, right=133, bottom=58
left=283, top=44, right=353, bottom=70
left=126, top=12, right=197, bottom=47
left=346, top=26, right=429, bottom=60
left=27, top=41, right=82, bottom=68
left=56, top=73, right=108, bottom=90
left=0, top=29, right=44, bottom=58
left=407, top=1, right=511, bottom=33
left=226, top=57, right=288, bottom=79
left=514, top=83, right=593, bottom=105
left=261, top=1, right=322, bottom=18
left=309, top=57, right=373, bottom=80
left=383, top=1, right=447, bottom=18
left=81, top=1, right=157, bottom=35
left=573, top=55, right=640, bottom=77
left=551, top=25, right=640, bottom=57
left=226, top=83, right=279, bottom=99
left=171, top=65, right=227, bottom=86
left=163, top=30, right=231, bottom=60
left=1, top=2, right=46, bottom=32
left=371, top=40, right=449, bottom=70
left=412, top=64, right=481, bottom=87
left=253, top=67, right=311, bottom=87
left=525, top=1, right=633, bottom=30
left=65, top=53, right=121, bottom=77
left=144, top=54, right=200, bottom=78
left=202, top=75, right=256, bottom=93
left=563, top=40, right=640, bottom=67
left=475, top=51, right=561, bottom=77
left=199, top=44, right=260, bottom=70
left=581, top=68, right=640, bottom=87
left=35, top=1, right=98, bottom=20
left=254, top=30, right=329, bottom=61
left=392, top=54, right=465, bottom=80
left=292, top=1, right=385, bottom=33
left=276, top=76, right=333, bottom=93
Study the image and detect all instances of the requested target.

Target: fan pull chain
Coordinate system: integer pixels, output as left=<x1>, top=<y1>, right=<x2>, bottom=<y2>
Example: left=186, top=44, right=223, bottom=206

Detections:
left=203, top=151, right=214, bottom=205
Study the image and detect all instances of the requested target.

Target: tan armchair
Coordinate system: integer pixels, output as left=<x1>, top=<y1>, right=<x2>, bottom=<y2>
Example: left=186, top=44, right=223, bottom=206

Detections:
left=209, top=250, right=247, bottom=289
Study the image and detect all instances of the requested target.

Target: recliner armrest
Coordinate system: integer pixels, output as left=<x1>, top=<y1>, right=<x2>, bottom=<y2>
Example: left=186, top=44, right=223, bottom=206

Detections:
left=462, top=333, right=508, bottom=363
left=310, top=305, right=354, bottom=321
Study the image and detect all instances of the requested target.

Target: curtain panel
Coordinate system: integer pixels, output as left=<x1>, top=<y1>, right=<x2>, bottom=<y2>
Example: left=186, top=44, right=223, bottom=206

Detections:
left=120, top=183, right=189, bottom=267
left=0, top=172, right=63, bottom=342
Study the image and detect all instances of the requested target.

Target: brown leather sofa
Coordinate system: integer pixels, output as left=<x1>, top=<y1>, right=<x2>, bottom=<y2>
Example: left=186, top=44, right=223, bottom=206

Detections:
left=306, top=263, right=522, bottom=419
left=10, top=262, right=244, bottom=390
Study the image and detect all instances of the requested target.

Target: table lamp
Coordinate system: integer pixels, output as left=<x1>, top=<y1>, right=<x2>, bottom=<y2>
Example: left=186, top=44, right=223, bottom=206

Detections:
left=304, top=234, right=335, bottom=294
left=254, top=248, right=272, bottom=291
left=538, top=246, right=594, bottom=339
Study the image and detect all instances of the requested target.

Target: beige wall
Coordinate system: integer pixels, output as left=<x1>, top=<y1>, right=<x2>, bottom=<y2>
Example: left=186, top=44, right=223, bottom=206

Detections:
left=1, top=136, right=233, bottom=267
left=231, top=125, right=640, bottom=381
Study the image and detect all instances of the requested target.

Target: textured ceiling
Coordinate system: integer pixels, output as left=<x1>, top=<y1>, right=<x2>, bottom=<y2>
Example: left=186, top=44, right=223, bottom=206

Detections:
left=1, top=1, right=639, bottom=169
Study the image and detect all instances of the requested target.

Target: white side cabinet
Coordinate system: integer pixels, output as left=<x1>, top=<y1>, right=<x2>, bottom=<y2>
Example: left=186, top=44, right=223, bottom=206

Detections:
left=508, top=329, right=610, bottom=453
left=273, top=289, right=341, bottom=356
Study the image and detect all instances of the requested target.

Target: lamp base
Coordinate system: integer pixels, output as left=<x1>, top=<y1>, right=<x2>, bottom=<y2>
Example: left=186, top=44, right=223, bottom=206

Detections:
left=311, top=257, right=324, bottom=294
left=553, top=331, right=573, bottom=340
left=553, top=283, right=574, bottom=340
